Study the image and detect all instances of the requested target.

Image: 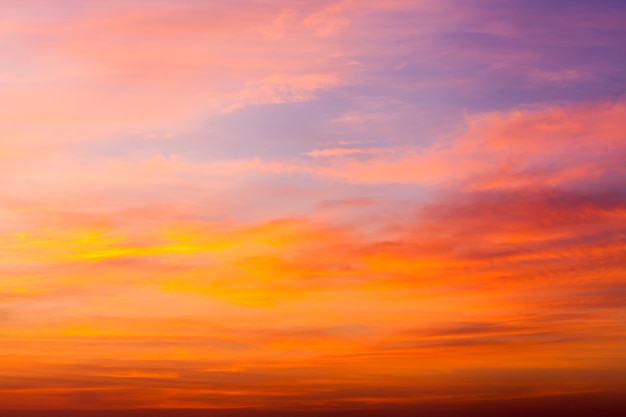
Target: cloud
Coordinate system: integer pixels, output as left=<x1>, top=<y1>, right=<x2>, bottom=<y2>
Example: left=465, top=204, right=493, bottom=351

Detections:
left=225, top=74, right=342, bottom=111
left=304, top=102, right=626, bottom=187
left=305, top=147, right=384, bottom=157
left=304, top=1, right=353, bottom=37
left=257, top=8, right=296, bottom=40
left=2, top=0, right=626, bottom=412
left=0, top=0, right=358, bottom=154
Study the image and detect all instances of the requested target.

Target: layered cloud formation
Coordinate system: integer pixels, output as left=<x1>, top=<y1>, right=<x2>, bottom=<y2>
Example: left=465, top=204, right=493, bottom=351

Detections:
left=1, top=0, right=625, bottom=414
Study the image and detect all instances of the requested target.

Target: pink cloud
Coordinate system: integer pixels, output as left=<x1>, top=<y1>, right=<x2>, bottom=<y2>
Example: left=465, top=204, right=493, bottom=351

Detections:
left=305, top=102, right=626, bottom=188
left=0, top=0, right=364, bottom=156
left=305, top=147, right=384, bottom=157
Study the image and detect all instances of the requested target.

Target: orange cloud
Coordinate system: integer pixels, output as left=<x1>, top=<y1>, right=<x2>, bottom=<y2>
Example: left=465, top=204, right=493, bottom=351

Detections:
left=2, top=0, right=626, bottom=411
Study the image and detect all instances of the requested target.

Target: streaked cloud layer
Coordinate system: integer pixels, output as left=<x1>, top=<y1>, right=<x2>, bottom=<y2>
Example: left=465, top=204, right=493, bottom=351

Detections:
left=1, top=0, right=625, bottom=414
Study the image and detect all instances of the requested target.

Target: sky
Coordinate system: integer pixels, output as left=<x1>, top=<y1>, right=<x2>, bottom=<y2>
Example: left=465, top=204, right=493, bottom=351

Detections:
left=1, top=0, right=626, bottom=415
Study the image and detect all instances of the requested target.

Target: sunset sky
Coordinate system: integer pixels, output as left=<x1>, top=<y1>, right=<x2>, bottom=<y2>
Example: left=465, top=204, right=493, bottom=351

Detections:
left=1, top=0, right=626, bottom=415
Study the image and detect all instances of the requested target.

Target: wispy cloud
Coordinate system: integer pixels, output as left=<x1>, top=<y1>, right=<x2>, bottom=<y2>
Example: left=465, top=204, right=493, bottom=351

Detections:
left=1, top=0, right=626, bottom=413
